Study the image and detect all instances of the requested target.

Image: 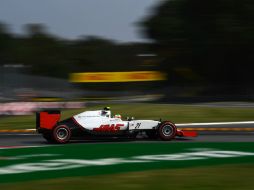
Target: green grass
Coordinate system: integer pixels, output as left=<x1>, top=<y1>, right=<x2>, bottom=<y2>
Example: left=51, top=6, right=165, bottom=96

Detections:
left=1, top=142, right=253, bottom=183
left=0, top=142, right=253, bottom=188
left=1, top=103, right=254, bottom=129
left=0, top=164, right=253, bottom=190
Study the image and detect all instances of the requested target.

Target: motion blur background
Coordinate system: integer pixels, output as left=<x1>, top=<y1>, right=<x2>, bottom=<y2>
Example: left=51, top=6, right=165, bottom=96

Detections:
left=0, top=0, right=254, bottom=114
left=1, top=1, right=254, bottom=190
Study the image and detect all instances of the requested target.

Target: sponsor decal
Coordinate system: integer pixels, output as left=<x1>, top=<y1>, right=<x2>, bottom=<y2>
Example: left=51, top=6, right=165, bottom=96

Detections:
left=0, top=149, right=253, bottom=175
left=69, top=71, right=167, bottom=83
left=93, top=124, right=124, bottom=132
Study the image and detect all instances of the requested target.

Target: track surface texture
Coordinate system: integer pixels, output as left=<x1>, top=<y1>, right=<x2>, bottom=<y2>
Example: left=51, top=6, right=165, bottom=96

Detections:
left=0, top=122, right=254, bottom=146
left=0, top=133, right=253, bottom=146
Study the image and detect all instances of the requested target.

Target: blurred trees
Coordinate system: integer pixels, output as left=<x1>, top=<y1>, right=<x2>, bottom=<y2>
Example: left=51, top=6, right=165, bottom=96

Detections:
left=14, top=24, right=70, bottom=77
left=142, top=0, right=254, bottom=92
left=0, top=22, right=12, bottom=64
left=1, top=0, right=253, bottom=99
left=71, top=36, right=149, bottom=72
left=0, top=22, right=152, bottom=79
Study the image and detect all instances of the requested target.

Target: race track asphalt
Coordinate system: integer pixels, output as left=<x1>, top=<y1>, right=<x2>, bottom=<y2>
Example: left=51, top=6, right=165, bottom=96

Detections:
left=0, top=132, right=253, bottom=147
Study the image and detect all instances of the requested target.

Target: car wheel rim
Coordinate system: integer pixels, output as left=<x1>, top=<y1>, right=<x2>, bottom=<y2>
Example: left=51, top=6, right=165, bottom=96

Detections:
left=56, top=128, right=68, bottom=140
left=162, top=125, right=173, bottom=136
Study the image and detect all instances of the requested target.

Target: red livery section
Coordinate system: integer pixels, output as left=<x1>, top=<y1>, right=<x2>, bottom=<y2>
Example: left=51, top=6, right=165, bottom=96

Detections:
left=93, top=124, right=124, bottom=132
left=38, top=111, right=61, bottom=130
left=177, top=130, right=198, bottom=137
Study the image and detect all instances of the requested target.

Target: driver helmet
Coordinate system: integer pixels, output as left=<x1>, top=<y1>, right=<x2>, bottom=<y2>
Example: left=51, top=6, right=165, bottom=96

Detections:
left=114, top=114, right=122, bottom=119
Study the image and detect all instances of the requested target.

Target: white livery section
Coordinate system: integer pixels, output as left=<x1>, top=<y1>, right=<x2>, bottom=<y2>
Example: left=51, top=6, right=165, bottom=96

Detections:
left=73, top=110, right=128, bottom=130
left=129, top=120, right=160, bottom=130
left=73, top=110, right=159, bottom=131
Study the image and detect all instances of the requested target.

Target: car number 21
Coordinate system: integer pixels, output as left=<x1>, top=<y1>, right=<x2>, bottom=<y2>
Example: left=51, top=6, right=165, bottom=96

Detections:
left=135, top=123, right=141, bottom=129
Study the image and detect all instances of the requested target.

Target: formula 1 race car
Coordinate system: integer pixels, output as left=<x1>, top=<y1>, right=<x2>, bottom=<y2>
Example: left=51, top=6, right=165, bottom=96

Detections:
left=36, top=107, right=197, bottom=143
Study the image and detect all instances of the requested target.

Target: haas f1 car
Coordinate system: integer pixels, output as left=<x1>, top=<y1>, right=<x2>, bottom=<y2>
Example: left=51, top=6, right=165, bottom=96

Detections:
left=36, top=107, right=197, bottom=143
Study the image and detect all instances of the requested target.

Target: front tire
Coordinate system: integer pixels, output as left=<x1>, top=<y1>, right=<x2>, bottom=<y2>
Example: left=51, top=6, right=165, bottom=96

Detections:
left=158, top=122, right=177, bottom=141
left=52, top=125, right=71, bottom=144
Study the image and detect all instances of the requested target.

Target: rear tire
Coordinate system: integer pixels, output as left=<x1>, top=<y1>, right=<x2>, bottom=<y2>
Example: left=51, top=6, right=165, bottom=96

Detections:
left=158, top=122, right=177, bottom=141
left=52, top=125, right=71, bottom=144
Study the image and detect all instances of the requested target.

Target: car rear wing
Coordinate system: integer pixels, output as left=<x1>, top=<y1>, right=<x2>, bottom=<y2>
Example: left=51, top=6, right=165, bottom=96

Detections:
left=36, top=110, right=61, bottom=132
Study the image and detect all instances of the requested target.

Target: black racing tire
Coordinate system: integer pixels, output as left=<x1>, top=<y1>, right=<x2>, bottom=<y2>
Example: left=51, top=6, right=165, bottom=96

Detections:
left=52, top=125, right=71, bottom=144
left=158, top=121, right=177, bottom=141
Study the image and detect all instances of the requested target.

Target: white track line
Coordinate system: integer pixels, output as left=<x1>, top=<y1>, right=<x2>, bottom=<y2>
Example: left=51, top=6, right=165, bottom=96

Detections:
left=0, top=145, right=44, bottom=149
left=176, top=121, right=254, bottom=126
left=0, top=134, right=37, bottom=136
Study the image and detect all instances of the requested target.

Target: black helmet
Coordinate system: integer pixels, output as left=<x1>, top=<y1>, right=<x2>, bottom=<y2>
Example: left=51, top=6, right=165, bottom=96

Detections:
left=104, top=107, right=110, bottom=111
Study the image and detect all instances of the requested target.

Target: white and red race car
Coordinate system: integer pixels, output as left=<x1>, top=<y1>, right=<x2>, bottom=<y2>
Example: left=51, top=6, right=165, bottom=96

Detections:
left=36, top=107, right=197, bottom=143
